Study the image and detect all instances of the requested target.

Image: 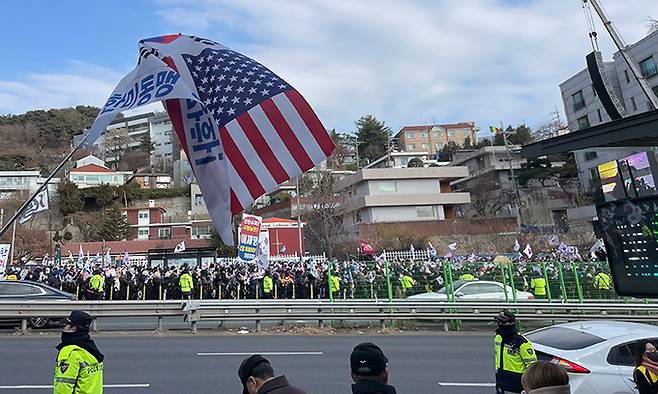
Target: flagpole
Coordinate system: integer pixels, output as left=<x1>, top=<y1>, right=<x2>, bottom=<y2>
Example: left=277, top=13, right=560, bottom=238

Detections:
left=0, top=133, right=88, bottom=238
left=295, top=176, right=303, bottom=263
left=47, top=191, right=53, bottom=257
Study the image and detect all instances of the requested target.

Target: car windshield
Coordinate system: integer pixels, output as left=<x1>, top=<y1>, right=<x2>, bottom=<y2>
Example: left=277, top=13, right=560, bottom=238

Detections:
left=436, top=280, right=468, bottom=294
left=526, top=327, right=605, bottom=350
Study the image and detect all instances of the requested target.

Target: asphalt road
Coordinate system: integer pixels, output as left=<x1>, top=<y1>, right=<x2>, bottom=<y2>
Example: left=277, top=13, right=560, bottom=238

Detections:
left=0, top=333, right=495, bottom=394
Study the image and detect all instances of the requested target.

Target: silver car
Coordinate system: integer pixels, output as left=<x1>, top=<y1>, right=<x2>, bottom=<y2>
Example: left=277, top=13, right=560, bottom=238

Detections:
left=407, top=280, right=535, bottom=301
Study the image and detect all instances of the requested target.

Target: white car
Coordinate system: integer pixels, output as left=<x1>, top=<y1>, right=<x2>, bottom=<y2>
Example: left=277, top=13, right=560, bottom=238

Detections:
left=406, top=280, right=534, bottom=301
left=526, top=321, right=658, bottom=394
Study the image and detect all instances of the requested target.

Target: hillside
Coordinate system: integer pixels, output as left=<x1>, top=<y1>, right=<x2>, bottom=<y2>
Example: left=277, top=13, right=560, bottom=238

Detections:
left=0, top=106, right=100, bottom=172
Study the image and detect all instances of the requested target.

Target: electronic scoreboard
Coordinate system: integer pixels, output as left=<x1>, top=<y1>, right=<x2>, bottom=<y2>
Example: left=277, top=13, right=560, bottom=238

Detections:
left=597, top=195, right=658, bottom=297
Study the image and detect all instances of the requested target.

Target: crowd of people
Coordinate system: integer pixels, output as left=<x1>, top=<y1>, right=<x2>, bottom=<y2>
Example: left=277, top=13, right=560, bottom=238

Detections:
left=3, top=252, right=614, bottom=301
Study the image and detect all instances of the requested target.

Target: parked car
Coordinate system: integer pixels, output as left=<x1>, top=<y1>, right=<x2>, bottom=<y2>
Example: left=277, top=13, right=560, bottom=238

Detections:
left=526, top=321, right=658, bottom=394
left=407, top=280, right=534, bottom=301
left=0, top=280, right=75, bottom=328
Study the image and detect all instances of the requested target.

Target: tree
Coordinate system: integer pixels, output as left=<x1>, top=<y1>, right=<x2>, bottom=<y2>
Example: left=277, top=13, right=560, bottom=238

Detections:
left=210, top=227, right=238, bottom=257
left=301, top=172, right=344, bottom=258
left=494, top=125, right=533, bottom=146
left=98, top=205, right=131, bottom=241
left=407, top=157, right=424, bottom=167
left=648, top=17, right=658, bottom=34
left=58, top=179, right=83, bottom=216
left=441, top=141, right=462, bottom=153
left=105, top=128, right=132, bottom=169
left=69, top=212, right=102, bottom=241
left=355, top=115, right=391, bottom=165
left=517, top=158, right=554, bottom=187
left=463, top=136, right=473, bottom=149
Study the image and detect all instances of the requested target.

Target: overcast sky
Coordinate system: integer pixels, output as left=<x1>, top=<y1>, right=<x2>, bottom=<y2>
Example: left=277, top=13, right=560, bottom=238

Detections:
left=2, top=0, right=658, bottom=136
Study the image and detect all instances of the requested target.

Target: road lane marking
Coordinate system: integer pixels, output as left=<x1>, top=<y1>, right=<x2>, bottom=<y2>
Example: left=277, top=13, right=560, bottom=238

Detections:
left=0, top=384, right=150, bottom=389
left=197, top=351, right=323, bottom=356
left=438, top=383, right=495, bottom=387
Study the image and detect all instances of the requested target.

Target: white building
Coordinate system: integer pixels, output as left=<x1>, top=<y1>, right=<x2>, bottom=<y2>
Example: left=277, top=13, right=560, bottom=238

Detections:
left=0, top=171, right=60, bottom=200
left=149, top=112, right=175, bottom=171
left=364, top=151, right=451, bottom=169
left=559, top=30, right=658, bottom=191
left=69, top=163, right=132, bottom=188
left=334, top=167, right=470, bottom=239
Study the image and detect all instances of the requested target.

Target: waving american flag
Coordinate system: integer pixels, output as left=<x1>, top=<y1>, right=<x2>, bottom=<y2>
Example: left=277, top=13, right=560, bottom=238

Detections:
left=85, top=34, right=335, bottom=245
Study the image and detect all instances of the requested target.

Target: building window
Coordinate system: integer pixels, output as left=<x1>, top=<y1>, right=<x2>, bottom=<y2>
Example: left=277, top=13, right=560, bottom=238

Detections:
left=143, top=177, right=150, bottom=186
left=138, top=212, right=149, bottom=219
left=640, top=57, right=657, bottom=78
left=158, top=228, right=171, bottom=239
left=420, top=132, right=428, bottom=138
left=416, top=206, right=435, bottom=218
left=435, top=143, right=443, bottom=150
left=577, top=115, right=590, bottom=130
left=447, top=130, right=456, bottom=138
left=584, top=151, right=598, bottom=161
left=597, top=109, right=602, bottom=122
left=138, top=228, right=149, bottom=239
left=631, top=96, right=638, bottom=111
left=406, top=132, right=416, bottom=139
left=421, top=143, right=428, bottom=150
left=378, top=181, right=397, bottom=193
left=407, top=144, right=416, bottom=150
left=572, top=90, right=585, bottom=111
left=433, top=131, right=441, bottom=138
left=624, top=69, right=630, bottom=84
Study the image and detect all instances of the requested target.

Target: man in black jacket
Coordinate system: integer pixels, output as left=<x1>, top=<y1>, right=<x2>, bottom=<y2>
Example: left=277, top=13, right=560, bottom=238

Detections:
left=238, top=355, right=306, bottom=394
left=350, top=342, right=397, bottom=394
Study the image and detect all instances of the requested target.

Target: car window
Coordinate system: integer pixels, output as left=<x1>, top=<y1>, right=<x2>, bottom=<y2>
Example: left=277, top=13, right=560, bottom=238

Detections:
left=458, top=283, right=479, bottom=295
left=526, top=327, right=605, bottom=350
left=475, top=283, right=503, bottom=294
left=0, top=283, right=44, bottom=296
left=608, top=338, right=658, bottom=366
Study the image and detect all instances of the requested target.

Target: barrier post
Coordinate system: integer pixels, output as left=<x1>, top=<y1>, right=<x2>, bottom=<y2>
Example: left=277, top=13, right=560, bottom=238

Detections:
left=384, top=258, right=393, bottom=302
left=159, top=284, right=162, bottom=301
left=126, top=286, right=130, bottom=300
left=110, top=285, right=114, bottom=301
left=542, top=262, right=552, bottom=302
left=508, top=264, right=518, bottom=303
left=237, top=284, right=241, bottom=300
left=310, top=284, right=314, bottom=299
left=219, top=285, right=222, bottom=300
left=557, top=262, right=568, bottom=301
left=572, top=262, right=584, bottom=303
left=76, top=285, right=80, bottom=300
left=200, top=285, right=204, bottom=300
left=500, top=264, right=509, bottom=303
left=143, top=284, right=146, bottom=300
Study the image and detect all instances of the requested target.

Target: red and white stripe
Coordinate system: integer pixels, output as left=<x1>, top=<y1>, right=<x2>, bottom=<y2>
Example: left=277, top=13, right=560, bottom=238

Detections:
left=221, top=90, right=335, bottom=214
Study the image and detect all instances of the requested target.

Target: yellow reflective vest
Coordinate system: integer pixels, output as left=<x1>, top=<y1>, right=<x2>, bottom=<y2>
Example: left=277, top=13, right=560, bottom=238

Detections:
left=494, top=333, right=537, bottom=393
left=54, top=345, right=103, bottom=394
left=400, top=275, right=416, bottom=289
left=263, top=276, right=273, bottom=294
left=329, top=275, right=340, bottom=293
left=459, top=273, right=476, bottom=281
left=594, top=272, right=612, bottom=290
left=530, top=277, right=546, bottom=296
left=89, top=275, right=104, bottom=292
left=179, top=273, right=194, bottom=293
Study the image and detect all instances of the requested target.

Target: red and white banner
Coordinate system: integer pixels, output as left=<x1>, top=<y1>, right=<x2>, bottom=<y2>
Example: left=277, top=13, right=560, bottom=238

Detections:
left=238, top=214, right=262, bottom=262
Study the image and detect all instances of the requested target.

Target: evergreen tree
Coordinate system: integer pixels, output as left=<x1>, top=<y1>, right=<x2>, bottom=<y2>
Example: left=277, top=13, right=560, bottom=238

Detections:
left=58, top=179, right=83, bottom=216
left=355, top=115, right=391, bottom=165
left=98, top=205, right=131, bottom=241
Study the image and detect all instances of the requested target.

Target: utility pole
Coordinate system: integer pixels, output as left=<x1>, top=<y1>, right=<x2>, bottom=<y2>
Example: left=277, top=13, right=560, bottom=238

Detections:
left=501, top=122, right=523, bottom=227
left=585, top=0, right=658, bottom=109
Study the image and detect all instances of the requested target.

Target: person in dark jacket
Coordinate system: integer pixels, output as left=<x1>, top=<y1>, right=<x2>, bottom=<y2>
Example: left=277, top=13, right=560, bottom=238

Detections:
left=634, top=340, right=658, bottom=394
left=238, top=355, right=306, bottom=394
left=350, top=342, right=397, bottom=394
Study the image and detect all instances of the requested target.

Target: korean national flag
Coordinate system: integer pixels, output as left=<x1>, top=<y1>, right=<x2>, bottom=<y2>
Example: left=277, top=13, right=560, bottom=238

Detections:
left=19, top=189, right=49, bottom=224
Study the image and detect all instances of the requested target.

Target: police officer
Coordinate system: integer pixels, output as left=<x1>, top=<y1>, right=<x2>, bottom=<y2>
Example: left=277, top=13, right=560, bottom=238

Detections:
left=263, top=271, right=274, bottom=299
left=593, top=271, right=612, bottom=299
left=54, top=311, right=104, bottom=394
left=329, top=273, right=340, bottom=297
left=459, top=272, right=476, bottom=281
left=88, top=270, right=105, bottom=300
left=4, top=268, right=18, bottom=281
left=529, top=273, right=546, bottom=299
left=494, top=310, right=537, bottom=394
left=179, top=269, right=194, bottom=300
left=399, top=272, right=415, bottom=296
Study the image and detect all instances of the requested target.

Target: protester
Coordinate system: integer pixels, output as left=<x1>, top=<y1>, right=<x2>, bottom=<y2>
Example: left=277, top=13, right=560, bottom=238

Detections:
left=349, top=342, right=397, bottom=394
left=634, top=340, right=658, bottom=394
left=494, top=310, right=537, bottom=394
left=238, top=355, right=306, bottom=394
left=521, top=361, right=570, bottom=394
left=54, top=311, right=104, bottom=394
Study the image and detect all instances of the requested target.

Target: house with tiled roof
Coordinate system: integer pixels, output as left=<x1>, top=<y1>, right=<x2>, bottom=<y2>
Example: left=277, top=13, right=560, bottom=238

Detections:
left=68, top=156, right=133, bottom=188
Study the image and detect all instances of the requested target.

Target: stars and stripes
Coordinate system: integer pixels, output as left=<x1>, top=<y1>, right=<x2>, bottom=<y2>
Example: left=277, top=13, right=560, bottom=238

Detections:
left=180, top=47, right=335, bottom=216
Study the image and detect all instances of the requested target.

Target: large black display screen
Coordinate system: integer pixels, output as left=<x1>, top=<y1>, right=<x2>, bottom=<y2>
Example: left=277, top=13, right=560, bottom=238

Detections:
left=597, top=195, right=658, bottom=297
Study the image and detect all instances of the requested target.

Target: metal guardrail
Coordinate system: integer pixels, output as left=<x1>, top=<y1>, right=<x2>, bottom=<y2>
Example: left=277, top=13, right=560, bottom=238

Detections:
left=1, top=300, right=657, bottom=334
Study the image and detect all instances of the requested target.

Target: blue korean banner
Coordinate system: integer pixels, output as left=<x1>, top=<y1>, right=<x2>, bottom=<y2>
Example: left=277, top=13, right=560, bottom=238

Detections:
left=237, top=213, right=262, bottom=262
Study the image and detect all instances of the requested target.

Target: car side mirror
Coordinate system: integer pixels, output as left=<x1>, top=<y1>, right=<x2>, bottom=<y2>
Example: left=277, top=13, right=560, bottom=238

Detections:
left=455, top=292, right=464, bottom=297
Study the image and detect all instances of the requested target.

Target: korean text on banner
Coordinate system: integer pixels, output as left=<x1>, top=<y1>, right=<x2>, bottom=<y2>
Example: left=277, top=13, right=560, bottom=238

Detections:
left=0, top=244, right=10, bottom=277
left=238, top=214, right=262, bottom=261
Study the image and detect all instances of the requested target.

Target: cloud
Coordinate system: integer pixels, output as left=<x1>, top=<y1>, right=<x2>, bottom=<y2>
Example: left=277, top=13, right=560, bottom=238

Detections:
left=0, top=61, right=124, bottom=115
left=154, top=0, right=658, bottom=134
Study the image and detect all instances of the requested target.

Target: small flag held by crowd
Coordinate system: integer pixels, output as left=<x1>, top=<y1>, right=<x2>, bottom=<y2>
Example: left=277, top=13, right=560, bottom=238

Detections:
left=427, top=242, right=437, bottom=260
left=445, top=242, right=457, bottom=258
left=359, top=240, right=375, bottom=256
left=489, top=125, right=502, bottom=134
left=513, top=238, right=521, bottom=252
left=523, top=243, right=533, bottom=259
left=174, top=241, right=186, bottom=254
